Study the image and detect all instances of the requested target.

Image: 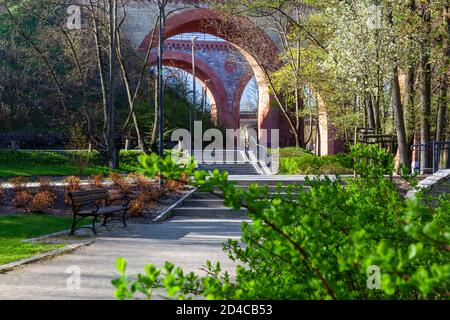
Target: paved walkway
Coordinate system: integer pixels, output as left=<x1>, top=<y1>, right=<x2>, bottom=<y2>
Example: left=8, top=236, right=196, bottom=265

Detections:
left=0, top=218, right=245, bottom=300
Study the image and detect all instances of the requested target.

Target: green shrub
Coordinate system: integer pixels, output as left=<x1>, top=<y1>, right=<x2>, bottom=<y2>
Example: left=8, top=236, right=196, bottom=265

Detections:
left=112, top=146, right=450, bottom=300
left=0, top=150, right=144, bottom=177
left=0, top=150, right=71, bottom=166
left=277, top=148, right=353, bottom=175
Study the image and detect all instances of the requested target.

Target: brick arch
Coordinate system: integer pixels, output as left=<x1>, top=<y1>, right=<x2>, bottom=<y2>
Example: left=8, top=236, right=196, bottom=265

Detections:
left=139, top=9, right=278, bottom=59
left=139, top=8, right=283, bottom=144
left=157, top=51, right=236, bottom=128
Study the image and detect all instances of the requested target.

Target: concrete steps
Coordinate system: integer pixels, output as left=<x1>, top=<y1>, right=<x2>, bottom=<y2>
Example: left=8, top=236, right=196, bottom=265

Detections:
left=198, top=163, right=259, bottom=175
left=182, top=199, right=226, bottom=207
left=171, top=176, right=319, bottom=219
left=173, top=192, right=247, bottom=218
left=195, top=149, right=261, bottom=175
left=168, top=150, right=342, bottom=219
left=172, top=207, right=247, bottom=218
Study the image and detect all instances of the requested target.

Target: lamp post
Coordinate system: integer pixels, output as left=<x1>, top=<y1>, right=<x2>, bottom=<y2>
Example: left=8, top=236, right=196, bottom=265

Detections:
left=191, top=35, right=198, bottom=156
left=156, top=0, right=165, bottom=187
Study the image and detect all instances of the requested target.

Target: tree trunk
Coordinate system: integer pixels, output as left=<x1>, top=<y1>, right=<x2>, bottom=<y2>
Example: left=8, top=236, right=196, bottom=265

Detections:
left=294, top=86, right=304, bottom=147
left=90, top=1, right=109, bottom=158
left=294, top=32, right=304, bottom=148
left=107, top=0, right=119, bottom=169
left=405, top=0, right=417, bottom=143
left=436, top=75, right=448, bottom=143
left=116, top=33, right=149, bottom=153
left=405, top=66, right=416, bottom=142
left=150, top=80, right=159, bottom=152
left=388, top=8, right=411, bottom=170
left=366, top=95, right=376, bottom=129
left=392, top=66, right=411, bottom=169
left=436, top=4, right=449, bottom=143
left=420, top=3, right=432, bottom=172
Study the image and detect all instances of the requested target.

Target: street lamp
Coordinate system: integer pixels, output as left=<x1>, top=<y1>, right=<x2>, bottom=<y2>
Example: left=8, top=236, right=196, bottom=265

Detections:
left=191, top=35, right=198, bottom=156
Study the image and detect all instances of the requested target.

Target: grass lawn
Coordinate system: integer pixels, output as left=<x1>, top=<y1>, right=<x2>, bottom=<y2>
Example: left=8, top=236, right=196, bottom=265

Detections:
left=0, top=215, right=73, bottom=265
left=0, top=150, right=142, bottom=178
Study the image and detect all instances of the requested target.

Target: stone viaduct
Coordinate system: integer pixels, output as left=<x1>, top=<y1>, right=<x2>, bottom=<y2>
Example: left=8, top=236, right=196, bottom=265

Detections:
left=160, top=39, right=254, bottom=131
left=119, top=0, right=339, bottom=154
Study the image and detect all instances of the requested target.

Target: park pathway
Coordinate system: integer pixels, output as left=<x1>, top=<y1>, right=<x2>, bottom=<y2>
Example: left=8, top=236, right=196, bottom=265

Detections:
left=0, top=217, right=245, bottom=300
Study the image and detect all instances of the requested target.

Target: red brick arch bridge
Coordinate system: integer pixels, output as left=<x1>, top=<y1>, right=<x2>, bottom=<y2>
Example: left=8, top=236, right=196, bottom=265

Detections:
left=122, top=0, right=341, bottom=154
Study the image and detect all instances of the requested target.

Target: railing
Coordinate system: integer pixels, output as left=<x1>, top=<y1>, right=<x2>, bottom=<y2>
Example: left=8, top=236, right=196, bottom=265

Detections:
left=411, top=141, right=450, bottom=174
left=168, top=33, right=226, bottom=42
left=354, top=127, right=397, bottom=153
left=250, top=136, right=275, bottom=174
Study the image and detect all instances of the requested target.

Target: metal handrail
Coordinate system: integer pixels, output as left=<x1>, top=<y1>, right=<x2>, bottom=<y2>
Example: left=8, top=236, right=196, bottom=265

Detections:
left=250, top=136, right=270, bottom=157
left=250, top=136, right=272, bottom=173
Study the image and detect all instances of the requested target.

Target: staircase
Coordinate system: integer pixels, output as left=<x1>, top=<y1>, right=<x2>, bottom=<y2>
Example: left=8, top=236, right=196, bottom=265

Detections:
left=161, top=149, right=318, bottom=220
left=172, top=191, right=248, bottom=218
left=198, top=163, right=259, bottom=175
left=170, top=176, right=324, bottom=219
left=195, top=149, right=263, bottom=175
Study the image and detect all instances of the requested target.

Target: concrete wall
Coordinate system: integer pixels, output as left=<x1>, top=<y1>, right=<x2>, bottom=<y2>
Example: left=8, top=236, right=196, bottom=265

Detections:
left=406, top=170, right=450, bottom=199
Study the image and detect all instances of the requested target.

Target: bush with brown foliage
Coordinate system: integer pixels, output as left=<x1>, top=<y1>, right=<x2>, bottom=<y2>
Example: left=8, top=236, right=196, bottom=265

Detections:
left=128, top=193, right=157, bottom=217
left=0, top=185, right=5, bottom=203
left=164, top=173, right=189, bottom=191
left=64, top=176, right=81, bottom=192
left=9, top=177, right=28, bottom=193
left=37, top=177, right=53, bottom=192
left=28, top=191, right=55, bottom=213
left=64, top=176, right=81, bottom=205
left=128, top=199, right=145, bottom=217
left=140, top=189, right=162, bottom=203
left=12, top=191, right=32, bottom=208
left=88, top=174, right=104, bottom=189
left=128, top=173, right=154, bottom=191
left=110, top=172, right=132, bottom=195
left=164, top=176, right=187, bottom=191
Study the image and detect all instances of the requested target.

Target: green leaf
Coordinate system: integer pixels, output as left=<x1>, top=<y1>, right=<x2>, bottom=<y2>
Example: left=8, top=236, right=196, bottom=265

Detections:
left=116, top=257, right=127, bottom=274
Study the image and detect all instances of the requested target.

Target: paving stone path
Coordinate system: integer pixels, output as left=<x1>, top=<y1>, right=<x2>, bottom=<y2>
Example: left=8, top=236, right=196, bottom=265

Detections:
left=0, top=218, right=245, bottom=300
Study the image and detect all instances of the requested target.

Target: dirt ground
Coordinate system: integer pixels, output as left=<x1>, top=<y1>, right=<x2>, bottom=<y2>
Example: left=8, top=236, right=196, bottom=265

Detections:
left=0, top=182, right=191, bottom=222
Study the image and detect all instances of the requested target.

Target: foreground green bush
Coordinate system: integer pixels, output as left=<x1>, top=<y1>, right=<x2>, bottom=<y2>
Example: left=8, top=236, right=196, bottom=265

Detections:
left=113, top=145, right=449, bottom=300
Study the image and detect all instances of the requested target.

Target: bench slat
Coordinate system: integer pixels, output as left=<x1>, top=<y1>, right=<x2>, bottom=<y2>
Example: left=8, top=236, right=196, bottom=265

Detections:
left=72, top=194, right=108, bottom=202
left=69, top=189, right=109, bottom=207
left=69, top=189, right=109, bottom=197
left=78, top=205, right=130, bottom=216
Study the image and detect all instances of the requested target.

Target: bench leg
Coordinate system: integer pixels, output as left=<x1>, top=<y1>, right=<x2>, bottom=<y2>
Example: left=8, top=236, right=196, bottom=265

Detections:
left=92, top=215, right=99, bottom=236
left=102, top=215, right=108, bottom=227
left=70, top=214, right=78, bottom=235
left=122, top=209, right=128, bottom=227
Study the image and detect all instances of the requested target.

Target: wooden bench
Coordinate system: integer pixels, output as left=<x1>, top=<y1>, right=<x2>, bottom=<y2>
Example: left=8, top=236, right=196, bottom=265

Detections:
left=68, top=189, right=130, bottom=236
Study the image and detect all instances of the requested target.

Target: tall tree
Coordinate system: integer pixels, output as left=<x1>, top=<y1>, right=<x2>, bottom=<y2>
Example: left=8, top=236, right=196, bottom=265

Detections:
left=419, top=1, right=432, bottom=171
left=436, top=3, right=449, bottom=143
left=388, top=4, right=410, bottom=169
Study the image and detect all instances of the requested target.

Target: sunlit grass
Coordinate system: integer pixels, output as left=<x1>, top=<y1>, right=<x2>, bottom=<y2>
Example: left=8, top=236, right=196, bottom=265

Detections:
left=0, top=215, right=73, bottom=265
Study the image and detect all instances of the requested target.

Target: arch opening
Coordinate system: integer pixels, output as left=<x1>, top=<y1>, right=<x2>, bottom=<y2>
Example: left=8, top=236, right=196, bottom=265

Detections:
left=157, top=50, right=229, bottom=127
